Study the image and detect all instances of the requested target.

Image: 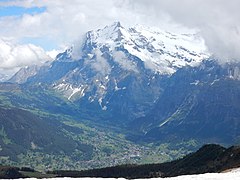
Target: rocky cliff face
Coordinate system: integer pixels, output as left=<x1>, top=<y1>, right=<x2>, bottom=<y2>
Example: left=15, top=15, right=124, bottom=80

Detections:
left=131, top=60, right=240, bottom=144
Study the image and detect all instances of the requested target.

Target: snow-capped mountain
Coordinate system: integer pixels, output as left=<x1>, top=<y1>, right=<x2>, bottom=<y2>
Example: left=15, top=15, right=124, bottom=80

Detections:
left=9, top=65, right=40, bottom=84
left=82, top=21, right=209, bottom=74
left=10, top=22, right=210, bottom=121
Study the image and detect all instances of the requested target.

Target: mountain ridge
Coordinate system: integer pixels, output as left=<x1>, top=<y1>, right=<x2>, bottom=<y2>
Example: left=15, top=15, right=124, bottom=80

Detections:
left=8, top=22, right=210, bottom=122
left=2, top=144, right=240, bottom=179
left=43, top=144, right=240, bottom=179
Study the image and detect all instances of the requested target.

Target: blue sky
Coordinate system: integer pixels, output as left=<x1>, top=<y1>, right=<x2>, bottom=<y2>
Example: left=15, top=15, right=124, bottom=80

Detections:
left=21, top=37, right=57, bottom=51
left=0, top=5, right=46, bottom=17
left=0, top=4, right=54, bottom=49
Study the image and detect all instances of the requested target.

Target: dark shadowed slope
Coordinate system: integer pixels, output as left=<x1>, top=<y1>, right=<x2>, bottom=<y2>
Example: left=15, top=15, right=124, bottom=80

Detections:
left=51, top=144, right=240, bottom=179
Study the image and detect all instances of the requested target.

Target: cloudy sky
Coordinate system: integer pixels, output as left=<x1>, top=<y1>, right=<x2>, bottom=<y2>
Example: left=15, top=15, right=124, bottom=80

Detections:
left=0, top=0, right=240, bottom=78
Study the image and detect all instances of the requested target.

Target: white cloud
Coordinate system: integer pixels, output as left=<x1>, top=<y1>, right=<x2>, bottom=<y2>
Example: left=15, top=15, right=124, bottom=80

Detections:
left=46, top=49, right=61, bottom=59
left=0, top=0, right=240, bottom=69
left=128, top=0, right=240, bottom=61
left=112, top=51, right=138, bottom=73
left=91, top=50, right=111, bottom=76
left=0, top=0, right=162, bottom=48
left=0, top=38, right=51, bottom=71
left=0, top=0, right=133, bottom=46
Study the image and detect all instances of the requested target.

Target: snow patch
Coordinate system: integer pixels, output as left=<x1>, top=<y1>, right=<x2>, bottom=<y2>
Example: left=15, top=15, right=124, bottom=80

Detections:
left=190, top=80, right=200, bottom=86
left=54, top=83, right=86, bottom=100
left=211, top=79, right=220, bottom=85
left=114, top=79, right=126, bottom=91
left=68, top=86, right=85, bottom=100
left=98, top=98, right=107, bottom=110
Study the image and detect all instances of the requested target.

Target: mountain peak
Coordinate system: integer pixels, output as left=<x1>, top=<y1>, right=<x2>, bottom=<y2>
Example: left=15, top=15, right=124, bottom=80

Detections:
left=111, top=21, right=122, bottom=30
left=101, top=21, right=124, bottom=33
left=58, top=22, right=209, bottom=76
left=105, top=21, right=125, bottom=41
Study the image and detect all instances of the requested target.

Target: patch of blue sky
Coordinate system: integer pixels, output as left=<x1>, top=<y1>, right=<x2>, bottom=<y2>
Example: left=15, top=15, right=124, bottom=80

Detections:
left=21, top=37, right=58, bottom=51
left=0, top=6, right=46, bottom=17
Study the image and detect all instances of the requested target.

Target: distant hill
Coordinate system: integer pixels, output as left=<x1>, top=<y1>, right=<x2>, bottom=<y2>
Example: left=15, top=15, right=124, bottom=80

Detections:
left=0, top=166, right=25, bottom=179
left=50, top=144, right=240, bottom=179
left=0, top=106, right=87, bottom=155
left=0, top=106, right=93, bottom=169
left=0, top=166, right=56, bottom=179
left=1, top=144, right=240, bottom=179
